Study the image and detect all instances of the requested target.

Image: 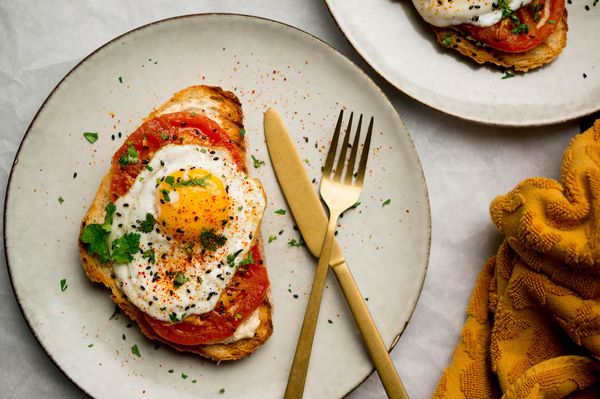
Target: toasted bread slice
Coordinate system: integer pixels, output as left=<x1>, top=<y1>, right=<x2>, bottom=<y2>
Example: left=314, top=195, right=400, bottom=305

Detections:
left=79, top=86, right=273, bottom=361
left=433, top=10, right=568, bottom=72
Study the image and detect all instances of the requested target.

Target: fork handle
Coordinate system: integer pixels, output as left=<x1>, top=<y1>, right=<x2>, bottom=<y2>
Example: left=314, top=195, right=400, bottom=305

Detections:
left=284, top=214, right=339, bottom=399
left=331, top=261, right=409, bottom=399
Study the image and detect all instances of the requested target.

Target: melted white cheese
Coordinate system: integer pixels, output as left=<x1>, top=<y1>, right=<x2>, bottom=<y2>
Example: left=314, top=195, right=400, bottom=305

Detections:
left=412, top=0, right=532, bottom=27
left=217, top=309, right=261, bottom=344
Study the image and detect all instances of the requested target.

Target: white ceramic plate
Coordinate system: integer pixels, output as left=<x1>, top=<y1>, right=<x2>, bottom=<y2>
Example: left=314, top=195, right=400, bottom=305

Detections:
left=4, top=14, right=430, bottom=399
left=325, top=0, right=600, bottom=126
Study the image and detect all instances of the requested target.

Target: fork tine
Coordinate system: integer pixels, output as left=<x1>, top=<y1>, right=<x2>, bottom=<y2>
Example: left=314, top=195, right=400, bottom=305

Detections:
left=334, top=112, right=353, bottom=181
left=344, top=114, right=362, bottom=184
left=323, top=110, right=344, bottom=176
left=356, top=116, right=373, bottom=186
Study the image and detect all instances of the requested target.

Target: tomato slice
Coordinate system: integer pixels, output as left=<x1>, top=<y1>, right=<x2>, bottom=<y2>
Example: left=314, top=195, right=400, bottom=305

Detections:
left=144, top=245, right=269, bottom=345
left=459, top=0, right=565, bottom=53
left=110, top=112, right=244, bottom=200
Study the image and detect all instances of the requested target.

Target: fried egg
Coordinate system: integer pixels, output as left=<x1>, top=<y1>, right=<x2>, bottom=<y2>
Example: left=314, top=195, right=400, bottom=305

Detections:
left=412, top=0, right=532, bottom=27
left=109, top=144, right=266, bottom=322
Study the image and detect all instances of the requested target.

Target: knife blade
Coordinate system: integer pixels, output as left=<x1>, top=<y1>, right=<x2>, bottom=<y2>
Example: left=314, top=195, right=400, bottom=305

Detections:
left=264, top=108, right=343, bottom=264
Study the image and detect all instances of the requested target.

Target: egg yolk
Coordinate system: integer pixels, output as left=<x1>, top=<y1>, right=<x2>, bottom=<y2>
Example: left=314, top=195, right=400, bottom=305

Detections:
left=156, top=168, right=230, bottom=242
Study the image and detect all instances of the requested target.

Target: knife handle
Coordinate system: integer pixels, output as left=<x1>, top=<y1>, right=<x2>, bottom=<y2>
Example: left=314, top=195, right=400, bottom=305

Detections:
left=331, top=262, right=409, bottom=399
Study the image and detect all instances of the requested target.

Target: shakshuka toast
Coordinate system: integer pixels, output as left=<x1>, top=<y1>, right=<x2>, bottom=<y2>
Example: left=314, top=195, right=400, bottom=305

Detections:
left=79, top=86, right=272, bottom=361
left=413, top=0, right=568, bottom=71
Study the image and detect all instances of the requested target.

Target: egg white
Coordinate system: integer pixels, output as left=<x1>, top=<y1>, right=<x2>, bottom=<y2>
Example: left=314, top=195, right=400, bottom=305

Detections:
left=109, top=144, right=266, bottom=322
left=412, top=0, right=533, bottom=27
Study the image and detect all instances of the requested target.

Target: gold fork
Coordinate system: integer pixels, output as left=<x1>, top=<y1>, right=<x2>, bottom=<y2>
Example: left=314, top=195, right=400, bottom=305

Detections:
left=285, top=111, right=408, bottom=399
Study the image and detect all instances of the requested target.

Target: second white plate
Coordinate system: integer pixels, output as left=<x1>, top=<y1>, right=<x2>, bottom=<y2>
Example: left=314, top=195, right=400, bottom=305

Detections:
left=326, top=0, right=600, bottom=126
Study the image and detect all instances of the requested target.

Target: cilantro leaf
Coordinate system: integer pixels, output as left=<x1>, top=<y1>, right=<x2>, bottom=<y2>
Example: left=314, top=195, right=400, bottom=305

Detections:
left=382, top=199, right=391, bottom=207
left=200, top=228, right=227, bottom=251
left=171, top=175, right=211, bottom=188
left=82, top=224, right=111, bottom=262
left=60, top=278, right=68, bottom=292
left=238, top=251, right=254, bottom=267
left=119, top=145, right=139, bottom=165
left=442, top=34, right=453, bottom=47
left=111, top=233, right=141, bottom=264
left=274, top=209, right=286, bottom=215
left=288, top=237, right=306, bottom=247
left=83, top=132, right=98, bottom=144
left=227, top=249, right=243, bottom=267
left=252, top=155, right=265, bottom=168
left=268, top=235, right=277, bottom=243
left=131, top=344, right=141, bottom=357
left=173, top=272, right=189, bottom=288
left=165, top=175, right=175, bottom=185
left=142, top=249, right=156, bottom=264
left=138, top=213, right=156, bottom=233
left=161, top=189, right=171, bottom=202
left=109, top=304, right=121, bottom=320
left=102, top=202, right=116, bottom=231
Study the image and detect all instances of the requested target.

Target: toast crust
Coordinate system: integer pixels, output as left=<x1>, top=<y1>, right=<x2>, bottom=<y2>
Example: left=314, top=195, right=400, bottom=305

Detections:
left=433, top=10, right=568, bottom=72
left=79, top=86, right=272, bottom=361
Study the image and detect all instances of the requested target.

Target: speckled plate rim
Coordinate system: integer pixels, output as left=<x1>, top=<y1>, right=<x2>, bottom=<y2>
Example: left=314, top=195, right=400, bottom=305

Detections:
left=3, top=13, right=431, bottom=398
left=324, top=0, right=600, bottom=127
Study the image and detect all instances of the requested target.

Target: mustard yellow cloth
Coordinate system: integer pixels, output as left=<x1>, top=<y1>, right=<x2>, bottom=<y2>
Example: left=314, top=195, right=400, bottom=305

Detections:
left=433, top=122, right=600, bottom=399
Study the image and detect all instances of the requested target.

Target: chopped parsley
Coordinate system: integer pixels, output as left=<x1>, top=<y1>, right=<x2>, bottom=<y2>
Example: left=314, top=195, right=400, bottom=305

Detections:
left=161, top=189, right=171, bottom=202
left=200, top=228, right=227, bottom=251
left=442, top=34, right=453, bottom=47
left=138, top=213, right=156, bottom=233
left=382, top=199, right=391, bottom=207
left=111, top=233, right=141, bottom=264
left=142, top=249, right=156, bottom=264
left=288, top=237, right=305, bottom=247
left=252, top=155, right=265, bottom=168
left=234, top=313, right=243, bottom=320
left=173, top=272, right=189, bottom=288
left=88, top=344, right=94, bottom=348
left=189, top=112, right=197, bottom=117
left=502, top=71, right=515, bottom=79
left=83, top=132, right=99, bottom=144
left=181, top=373, right=188, bottom=379
left=165, top=176, right=175, bottom=185
left=160, top=132, right=169, bottom=140
left=118, top=76, right=123, bottom=84
left=119, top=145, right=139, bottom=165
left=532, top=2, right=540, bottom=22
left=145, top=164, right=153, bottom=172
left=60, top=278, right=68, bottom=292
left=547, top=19, right=555, bottom=24
left=304, top=158, right=311, bottom=165
left=274, top=209, right=286, bottom=215
left=350, top=201, right=361, bottom=209
left=131, top=344, right=141, bottom=357
left=238, top=251, right=254, bottom=267
left=192, top=380, right=197, bottom=384
left=169, top=312, right=180, bottom=322
left=58, top=196, right=64, bottom=204
left=268, top=235, right=277, bottom=243
left=239, top=128, right=246, bottom=137
left=219, top=388, right=225, bottom=394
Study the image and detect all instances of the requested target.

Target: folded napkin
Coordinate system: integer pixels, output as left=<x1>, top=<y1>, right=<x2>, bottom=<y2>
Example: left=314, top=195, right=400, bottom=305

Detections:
left=434, top=122, right=600, bottom=399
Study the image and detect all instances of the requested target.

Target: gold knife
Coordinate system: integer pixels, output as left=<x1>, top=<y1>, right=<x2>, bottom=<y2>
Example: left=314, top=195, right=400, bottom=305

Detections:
left=264, top=109, right=408, bottom=399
